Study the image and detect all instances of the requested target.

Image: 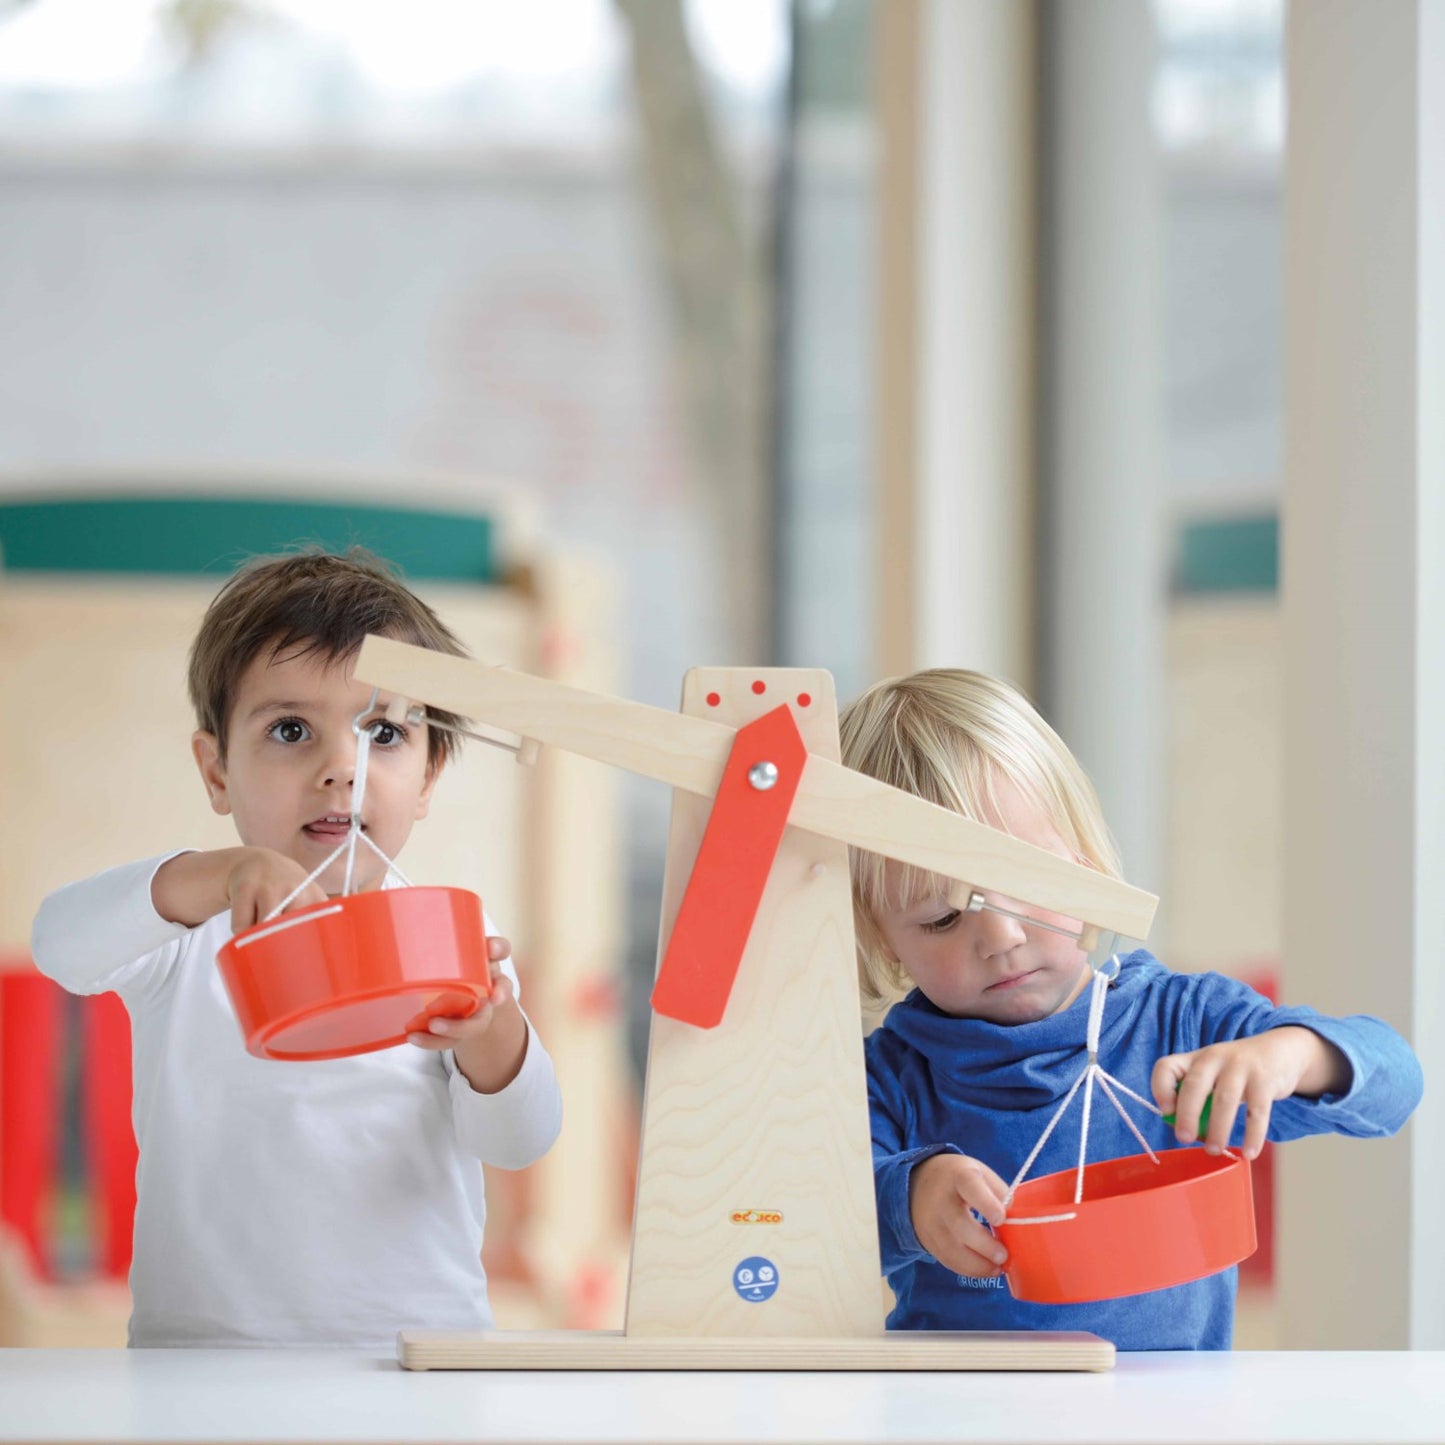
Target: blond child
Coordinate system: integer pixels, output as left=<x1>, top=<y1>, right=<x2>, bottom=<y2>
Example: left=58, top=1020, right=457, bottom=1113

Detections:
left=840, top=668, right=1420, bottom=1349
left=31, top=549, right=562, bottom=1348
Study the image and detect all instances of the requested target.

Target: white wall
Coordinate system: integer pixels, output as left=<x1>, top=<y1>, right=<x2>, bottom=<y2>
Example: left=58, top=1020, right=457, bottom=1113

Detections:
left=0, top=152, right=715, bottom=713
left=1280, top=0, right=1444, bottom=1349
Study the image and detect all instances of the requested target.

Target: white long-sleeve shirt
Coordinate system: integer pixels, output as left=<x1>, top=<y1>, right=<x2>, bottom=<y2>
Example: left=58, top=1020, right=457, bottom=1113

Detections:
left=31, top=853, right=562, bottom=1349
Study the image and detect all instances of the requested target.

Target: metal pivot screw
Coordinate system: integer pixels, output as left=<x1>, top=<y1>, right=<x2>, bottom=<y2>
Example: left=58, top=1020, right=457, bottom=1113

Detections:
left=748, top=760, right=780, bottom=791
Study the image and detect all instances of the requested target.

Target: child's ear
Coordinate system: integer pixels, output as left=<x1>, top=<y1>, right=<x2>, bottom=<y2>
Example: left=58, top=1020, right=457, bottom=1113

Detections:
left=192, top=731, right=232, bottom=816
left=414, top=759, right=441, bottom=821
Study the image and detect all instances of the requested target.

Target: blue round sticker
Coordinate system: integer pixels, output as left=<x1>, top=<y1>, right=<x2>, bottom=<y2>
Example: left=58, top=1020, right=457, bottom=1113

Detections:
left=733, top=1256, right=779, bottom=1304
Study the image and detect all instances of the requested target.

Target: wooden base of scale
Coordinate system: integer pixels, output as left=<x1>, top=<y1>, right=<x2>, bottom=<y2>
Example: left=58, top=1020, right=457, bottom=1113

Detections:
left=397, top=1328, right=1115, bottom=1372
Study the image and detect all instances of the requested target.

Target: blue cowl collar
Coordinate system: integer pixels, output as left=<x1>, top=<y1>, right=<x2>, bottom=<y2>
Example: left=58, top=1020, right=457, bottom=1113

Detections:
left=876, top=949, right=1165, bottom=1109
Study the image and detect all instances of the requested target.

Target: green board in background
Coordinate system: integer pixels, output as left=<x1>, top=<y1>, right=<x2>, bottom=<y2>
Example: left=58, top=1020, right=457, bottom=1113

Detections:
left=1173, top=514, right=1277, bottom=596
left=0, top=496, right=498, bottom=583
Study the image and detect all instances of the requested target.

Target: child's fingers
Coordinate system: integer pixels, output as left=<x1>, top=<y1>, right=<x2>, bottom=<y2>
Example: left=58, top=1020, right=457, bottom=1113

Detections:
left=1172, top=1064, right=1219, bottom=1144
left=953, top=1163, right=1008, bottom=1228
left=427, top=999, right=493, bottom=1040
left=411, top=994, right=495, bottom=1049
left=1202, top=1064, right=1250, bottom=1152
left=229, top=877, right=324, bottom=935
left=414, top=962, right=515, bottom=1050
left=935, top=1211, right=1008, bottom=1276
left=280, top=882, right=327, bottom=915
left=1239, top=1092, right=1273, bottom=1160
left=431, top=973, right=515, bottom=1031
left=487, top=935, right=512, bottom=963
left=1150, top=1052, right=1193, bottom=1115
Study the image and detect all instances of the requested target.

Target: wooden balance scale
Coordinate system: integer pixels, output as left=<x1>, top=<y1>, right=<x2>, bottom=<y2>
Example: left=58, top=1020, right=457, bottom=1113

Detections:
left=354, top=637, right=1158, bottom=1372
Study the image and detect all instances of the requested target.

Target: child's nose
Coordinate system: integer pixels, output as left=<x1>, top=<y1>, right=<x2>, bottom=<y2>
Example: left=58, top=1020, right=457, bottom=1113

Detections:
left=317, top=741, right=356, bottom=788
left=975, top=901, right=1029, bottom=956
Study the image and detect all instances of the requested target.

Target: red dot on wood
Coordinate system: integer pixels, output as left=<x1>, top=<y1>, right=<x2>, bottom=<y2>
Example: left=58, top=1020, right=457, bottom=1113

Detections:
left=797, top=693, right=812, bottom=707
left=751, top=680, right=766, bottom=695
left=706, top=692, right=721, bottom=707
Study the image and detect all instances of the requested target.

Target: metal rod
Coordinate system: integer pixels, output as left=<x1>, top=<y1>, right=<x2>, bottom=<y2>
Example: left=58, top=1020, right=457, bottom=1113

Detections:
left=402, top=706, right=537, bottom=763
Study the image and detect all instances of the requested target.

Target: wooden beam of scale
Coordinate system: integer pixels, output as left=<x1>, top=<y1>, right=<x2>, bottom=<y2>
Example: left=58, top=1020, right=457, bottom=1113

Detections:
left=355, top=636, right=1157, bottom=944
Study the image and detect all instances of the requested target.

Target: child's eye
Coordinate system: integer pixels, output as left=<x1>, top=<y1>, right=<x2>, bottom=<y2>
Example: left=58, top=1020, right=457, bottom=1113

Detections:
left=267, top=717, right=310, bottom=745
left=367, top=720, right=407, bottom=748
left=921, top=909, right=961, bottom=934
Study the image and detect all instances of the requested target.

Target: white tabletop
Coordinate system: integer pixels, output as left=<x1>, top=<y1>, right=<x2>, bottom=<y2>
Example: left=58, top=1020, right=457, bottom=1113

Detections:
left=1, top=1348, right=1443, bottom=1444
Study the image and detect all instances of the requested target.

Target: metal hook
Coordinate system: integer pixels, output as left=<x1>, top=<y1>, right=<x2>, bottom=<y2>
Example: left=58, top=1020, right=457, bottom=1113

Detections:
left=963, top=889, right=1085, bottom=944
left=352, top=687, right=382, bottom=738
left=382, top=696, right=539, bottom=766
left=963, top=891, right=1125, bottom=975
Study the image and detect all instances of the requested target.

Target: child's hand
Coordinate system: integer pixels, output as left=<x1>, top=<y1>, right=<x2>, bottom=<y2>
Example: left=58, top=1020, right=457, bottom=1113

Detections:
left=407, top=935, right=515, bottom=1053
left=407, top=936, right=528, bottom=1093
left=908, top=1152, right=1010, bottom=1278
left=1152, top=1027, right=1352, bottom=1160
left=225, top=848, right=327, bottom=934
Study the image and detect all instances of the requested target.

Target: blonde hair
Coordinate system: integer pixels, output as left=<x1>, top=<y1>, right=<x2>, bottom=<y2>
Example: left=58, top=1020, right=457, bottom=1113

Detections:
left=838, top=669, right=1122, bottom=1007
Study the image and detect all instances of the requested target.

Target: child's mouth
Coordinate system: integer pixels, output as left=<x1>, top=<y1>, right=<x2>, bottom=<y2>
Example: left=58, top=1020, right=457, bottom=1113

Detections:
left=303, top=814, right=365, bottom=840
left=986, top=969, right=1039, bottom=992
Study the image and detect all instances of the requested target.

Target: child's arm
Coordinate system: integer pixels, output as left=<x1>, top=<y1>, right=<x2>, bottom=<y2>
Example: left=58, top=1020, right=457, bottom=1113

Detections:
left=151, top=847, right=327, bottom=934
left=1151, top=971, right=1423, bottom=1159
left=32, top=853, right=196, bottom=997
left=414, top=928, right=563, bottom=1170
left=866, top=1043, right=1008, bottom=1278
left=33, top=848, right=329, bottom=1000
left=1152, top=1025, right=1351, bottom=1159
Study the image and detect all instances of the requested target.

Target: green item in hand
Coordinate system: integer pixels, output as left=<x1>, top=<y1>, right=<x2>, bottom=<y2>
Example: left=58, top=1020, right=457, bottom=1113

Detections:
left=1162, top=1087, right=1213, bottom=1133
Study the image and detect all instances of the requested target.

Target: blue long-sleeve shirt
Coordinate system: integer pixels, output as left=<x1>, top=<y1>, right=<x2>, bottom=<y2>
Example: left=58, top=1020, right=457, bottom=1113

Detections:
left=866, top=950, right=1422, bottom=1350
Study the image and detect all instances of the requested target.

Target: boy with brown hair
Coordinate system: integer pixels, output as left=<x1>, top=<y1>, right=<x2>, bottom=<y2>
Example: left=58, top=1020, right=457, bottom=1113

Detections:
left=32, top=549, right=562, bottom=1349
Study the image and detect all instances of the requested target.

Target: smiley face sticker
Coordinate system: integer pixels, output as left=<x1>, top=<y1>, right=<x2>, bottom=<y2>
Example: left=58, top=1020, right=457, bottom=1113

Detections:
left=733, top=1256, right=779, bottom=1303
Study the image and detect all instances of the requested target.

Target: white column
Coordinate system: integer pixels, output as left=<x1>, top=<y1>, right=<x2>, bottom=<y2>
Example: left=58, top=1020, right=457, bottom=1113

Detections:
left=913, top=0, right=1038, bottom=688
left=874, top=1, right=1039, bottom=686
left=1280, top=0, right=1445, bottom=1349
left=1039, top=0, right=1165, bottom=893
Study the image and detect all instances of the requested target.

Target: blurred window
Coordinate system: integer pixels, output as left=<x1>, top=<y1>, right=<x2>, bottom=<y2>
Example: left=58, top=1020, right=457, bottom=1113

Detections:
left=0, top=0, right=784, bottom=153
left=1153, top=0, right=1284, bottom=523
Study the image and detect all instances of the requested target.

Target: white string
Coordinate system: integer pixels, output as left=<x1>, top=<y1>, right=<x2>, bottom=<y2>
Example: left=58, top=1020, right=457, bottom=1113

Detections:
left=342, top=714, right=372, bottom=897
left=1002, top=957, right=1176, bottom=1222
left=1075, top=1060, right=1096, bottom=1202
left=1003, top=1058, right=1091, bottom=1209
left=262, top=838, right=351, bottom=922
left=1005, top=966, right=1112, bottom=1209
left=996, top=956, right=1242, bottom=1244
left=258, top=694, right=413, bottom=923
left=1095, top=1071, right=1161, bottom=1164
left=354, top=825, right=414, bottom=887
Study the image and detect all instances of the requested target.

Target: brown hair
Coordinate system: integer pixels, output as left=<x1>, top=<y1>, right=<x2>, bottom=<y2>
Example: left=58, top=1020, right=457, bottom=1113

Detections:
left=188, top=547, right=468, bottom=768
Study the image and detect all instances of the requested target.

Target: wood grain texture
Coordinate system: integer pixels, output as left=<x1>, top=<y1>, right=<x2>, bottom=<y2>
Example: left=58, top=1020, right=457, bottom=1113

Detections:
left=354, top=638, right=1157, bottom=942
left=397, top=1327, right=1115, bottom=1372
left=624, top=669, right=880, bottom=1338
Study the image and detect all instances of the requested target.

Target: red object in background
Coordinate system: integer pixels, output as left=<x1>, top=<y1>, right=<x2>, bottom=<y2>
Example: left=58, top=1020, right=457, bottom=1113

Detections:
left=1238, top=966, right=1278, bottom=1290
left=0, top=969, right=62, bottom=1278
left=0, top=962, right=136, bottom=1282
left=82, top=992, right=138, bottom=1280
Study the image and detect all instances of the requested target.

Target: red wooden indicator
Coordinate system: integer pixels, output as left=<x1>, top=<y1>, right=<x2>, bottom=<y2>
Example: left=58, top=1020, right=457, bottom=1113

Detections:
left=651, top=704, right=808, bottom=1029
